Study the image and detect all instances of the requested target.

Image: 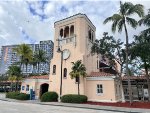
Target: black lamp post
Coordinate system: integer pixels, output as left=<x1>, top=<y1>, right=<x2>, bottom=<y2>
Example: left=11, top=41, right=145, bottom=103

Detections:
left=57, top=46, right=63, bottom=100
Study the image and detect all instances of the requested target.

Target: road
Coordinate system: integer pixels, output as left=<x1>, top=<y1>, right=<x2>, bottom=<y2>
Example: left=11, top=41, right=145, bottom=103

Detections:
left=0, top=100, right=123, bottom=113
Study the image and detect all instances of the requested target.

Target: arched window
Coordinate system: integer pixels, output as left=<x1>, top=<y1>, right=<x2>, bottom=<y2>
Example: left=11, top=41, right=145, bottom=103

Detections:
left=91, top=32, right=94, bottom=42
left=53, top=65, right=56, bottom=74
left=60, top=29, right=63, bottom=37
left=63, top=68, right=67, bottom=78
left=75, top=76, right=80, bottom=83
left=88, top=30, right=91, bottom=40
left=64, top=26, right=69, bottom=38
left=70, top=25, right=74, bottom=37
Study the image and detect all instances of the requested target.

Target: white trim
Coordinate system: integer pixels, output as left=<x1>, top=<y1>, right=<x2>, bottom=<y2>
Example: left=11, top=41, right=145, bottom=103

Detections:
left=23, top=79, right=49, bottom=83
left=88, top=99, right=119, bottom=103
left=96, top=93, right=103, bottom=96
left=86, top=76, right=116, bottom=81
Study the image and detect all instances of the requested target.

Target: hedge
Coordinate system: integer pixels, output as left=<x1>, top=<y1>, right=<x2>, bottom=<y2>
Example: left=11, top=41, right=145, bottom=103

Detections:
left=6, top=92, right=20, bottom=99
left=15, top=93, right=30, bottom=100
left=61, top=94, right=88, bottom=103
left=6, top=92, right=30, bottom=100
left=40, top=92, right=58, bottom=102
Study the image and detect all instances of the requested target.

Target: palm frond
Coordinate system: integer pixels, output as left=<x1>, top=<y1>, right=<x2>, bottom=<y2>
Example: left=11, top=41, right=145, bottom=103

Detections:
left=117, top=20, right=124, bottom=33
left=127, top=4, right=144, bottom=17
left=126, top=17, right=138, bottom=29
left=103, top=17, right=113, bottom=24
left=139, top=14, right=150, bottom=26
left=120, top=2, right=134, bottom=15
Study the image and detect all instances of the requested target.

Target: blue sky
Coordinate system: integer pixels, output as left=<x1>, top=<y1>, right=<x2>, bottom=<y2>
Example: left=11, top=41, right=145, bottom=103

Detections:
left=0, top=0, right=149, bottom=49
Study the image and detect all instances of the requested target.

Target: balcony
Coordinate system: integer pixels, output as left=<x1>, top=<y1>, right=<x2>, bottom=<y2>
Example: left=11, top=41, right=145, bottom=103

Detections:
left=58, top=35, right=76, bottom=46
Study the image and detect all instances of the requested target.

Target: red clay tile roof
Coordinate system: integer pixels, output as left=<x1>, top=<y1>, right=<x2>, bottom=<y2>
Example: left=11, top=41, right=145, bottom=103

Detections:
left=122, top=76, right=147, bottom=80
left=87, top=72, right=115, bottom=77
left=27, top=75, right=49, bottom=79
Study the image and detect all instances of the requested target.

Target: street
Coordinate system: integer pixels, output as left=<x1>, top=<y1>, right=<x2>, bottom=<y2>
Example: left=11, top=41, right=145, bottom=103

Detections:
left=0, top=100, right=123, bottom=113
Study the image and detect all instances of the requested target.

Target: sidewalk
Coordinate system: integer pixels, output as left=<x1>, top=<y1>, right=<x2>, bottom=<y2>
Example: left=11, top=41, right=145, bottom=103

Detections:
left=0, top=97, right=150, bottom=113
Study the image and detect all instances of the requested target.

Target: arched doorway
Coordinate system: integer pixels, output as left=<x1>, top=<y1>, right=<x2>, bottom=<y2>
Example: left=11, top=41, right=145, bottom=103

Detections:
left=40, top=83, right=49, bottom=97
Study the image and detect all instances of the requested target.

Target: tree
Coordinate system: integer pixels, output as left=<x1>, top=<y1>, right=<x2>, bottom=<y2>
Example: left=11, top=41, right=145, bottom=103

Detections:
left=139, top=9, right=150, bottom=36
left=13, top=44, right=33, bottom=75
left=7, top=65, right=22, bottom=91
left=0, top=75, right=8, bottom=91
left=131, top=34, right=150, bottom=101
left=69, top=60, right=87, bottom=95
left=103, top=1, right=144, bottom=104
left=33, top=49, right=48, bottom=74
left=91, top=32, right=126, bottom=101
left=8, top=76, right=17, bottom=91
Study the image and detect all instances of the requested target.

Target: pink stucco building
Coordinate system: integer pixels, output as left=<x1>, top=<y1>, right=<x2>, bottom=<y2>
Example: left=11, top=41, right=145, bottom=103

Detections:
left=21, top=14, right=123, bottom=102
left=49, top=14, right=122, bottom=102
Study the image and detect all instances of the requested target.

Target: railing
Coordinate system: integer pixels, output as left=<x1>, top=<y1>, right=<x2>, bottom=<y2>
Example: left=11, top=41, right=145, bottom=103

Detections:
left=58, top=35, right=76, bottom=46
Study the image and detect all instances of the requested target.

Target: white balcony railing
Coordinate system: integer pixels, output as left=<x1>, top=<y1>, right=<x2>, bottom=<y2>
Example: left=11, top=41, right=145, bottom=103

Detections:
left=58, top=35, right=76, bottom=46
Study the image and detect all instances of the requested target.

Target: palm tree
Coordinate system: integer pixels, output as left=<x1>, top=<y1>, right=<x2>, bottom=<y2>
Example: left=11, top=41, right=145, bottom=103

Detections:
left=8, top=76, right=17, bottom=91
left=13, top=44, right=33, bottom=75
left=103, top=1, right=144, bottom=104
left=33, top=49, right=48, bottom=74
left=7, top=65, right=22, bottom=91
left=69, top=60, right=87, bottom=95
left=139, top=9, right=150, bottom=35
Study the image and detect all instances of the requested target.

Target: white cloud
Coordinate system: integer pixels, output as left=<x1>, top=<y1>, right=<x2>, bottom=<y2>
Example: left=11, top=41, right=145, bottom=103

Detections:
left=0, top=0, right=149, bottom=51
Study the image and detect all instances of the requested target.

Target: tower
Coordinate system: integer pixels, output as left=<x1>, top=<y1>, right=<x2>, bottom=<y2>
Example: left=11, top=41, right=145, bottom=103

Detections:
left=49, top=14, right=99, bottom=96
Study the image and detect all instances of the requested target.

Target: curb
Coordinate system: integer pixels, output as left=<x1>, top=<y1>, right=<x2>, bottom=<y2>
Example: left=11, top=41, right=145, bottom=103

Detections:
left=35, top=102, right=139, bottom=113
left=0, top=98, right=144, bottom=113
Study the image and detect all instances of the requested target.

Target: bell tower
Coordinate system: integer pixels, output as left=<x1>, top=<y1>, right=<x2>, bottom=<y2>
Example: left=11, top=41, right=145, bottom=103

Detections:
left=49, top=14, right=98, bottom=97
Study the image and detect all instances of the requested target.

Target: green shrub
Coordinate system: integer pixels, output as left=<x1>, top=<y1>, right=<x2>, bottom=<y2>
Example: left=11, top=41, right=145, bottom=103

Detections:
left=6, top=92, right=20, bottom=99
left=15, top=93, right=30, bottom=100
left=41, top=92, right=58, bottom=102
left=61, top=94, right=87, bottom=103
left=6, top=92, right=29, bottom=100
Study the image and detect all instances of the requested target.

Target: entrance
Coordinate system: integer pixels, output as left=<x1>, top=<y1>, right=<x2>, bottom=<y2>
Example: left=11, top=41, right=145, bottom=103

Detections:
left=40, top=83, right=49, bottom=97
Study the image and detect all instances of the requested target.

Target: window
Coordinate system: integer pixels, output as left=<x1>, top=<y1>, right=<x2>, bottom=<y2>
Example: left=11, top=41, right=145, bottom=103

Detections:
left=22, top=86, right=25, bottom=90
left=70, top=25, right=74, bottom=37
left=63, top=68, right=67, bottom=78
left=64, top=26, right=69, bottom=38
left=60, top=29, right=63, bottom=37
left=91, top=32, right=94, bottom=42
left=97, top=84, right=103, bottom=94
left=97, top=60, right=99, bottom=69
left=26, top=85, right=29, bottom=91
left=53, top=65, right=56, bottom=74
left=75, top=76, right=80, bottom=83
left=88, top=30, right=91, bottom=40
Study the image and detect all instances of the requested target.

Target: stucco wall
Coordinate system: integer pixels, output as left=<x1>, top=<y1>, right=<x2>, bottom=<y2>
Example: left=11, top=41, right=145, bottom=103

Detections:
left=49, top=14, right=119, bottom=102
left=86, top=78, right=117, bottom=102
left=21, top=79, right=49, bottom=99
left=49, top=14, right=96, bottom=95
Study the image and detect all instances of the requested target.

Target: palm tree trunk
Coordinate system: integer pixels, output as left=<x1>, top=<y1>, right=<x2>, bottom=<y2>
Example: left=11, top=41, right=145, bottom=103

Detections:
left=119, top=66, right=125, bottom=102
left=26, top=64, right=28, bottom=76
left=11, top=82, right=13, bottom=91
left=15, top=82, right=17, bottom=92
left=78, top=79, right=80, bottom=95
left=38, top=62, right=40, bottom=74
left=16, top=81, right=18, bottom=91
left=124, top=22, right=132, bottom=104
left=144, top=62, right=150, bottom=101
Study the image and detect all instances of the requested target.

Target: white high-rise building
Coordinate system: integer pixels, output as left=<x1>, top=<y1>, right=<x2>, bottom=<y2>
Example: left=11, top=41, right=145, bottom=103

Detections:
left=0, top=40, right=54, bottom=75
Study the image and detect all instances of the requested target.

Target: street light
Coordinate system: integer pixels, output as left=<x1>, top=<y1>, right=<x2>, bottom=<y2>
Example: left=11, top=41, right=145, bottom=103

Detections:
left=57, top=43, right=63, bottom=101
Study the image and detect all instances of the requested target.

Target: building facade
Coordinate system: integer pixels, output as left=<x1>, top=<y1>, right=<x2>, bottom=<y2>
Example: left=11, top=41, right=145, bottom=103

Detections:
left=21, top=75, right=49, bottom=99
left=49, top=14, right=122, bottom=102
left=0, top=40, right=54, bottom=75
